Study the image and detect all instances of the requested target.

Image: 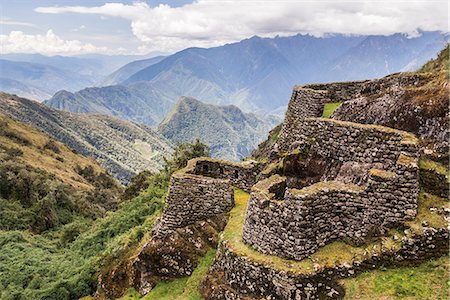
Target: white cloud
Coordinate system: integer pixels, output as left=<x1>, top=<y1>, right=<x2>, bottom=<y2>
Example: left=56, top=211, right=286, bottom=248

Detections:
left=0, top=18, right=38, bottom=28
left=0, top=30, right=114, bottom=55
left=35, top=0, right=449, bottom=53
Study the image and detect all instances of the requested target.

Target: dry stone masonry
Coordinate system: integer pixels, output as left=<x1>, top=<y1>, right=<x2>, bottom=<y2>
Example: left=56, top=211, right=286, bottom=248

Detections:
left=152, top=158, right=260, bottom=238
left=198, top=75, right=448, bottom=299
left=243, top=117, right=420, bottom=260
left=203, top=226, right=448, bottom=300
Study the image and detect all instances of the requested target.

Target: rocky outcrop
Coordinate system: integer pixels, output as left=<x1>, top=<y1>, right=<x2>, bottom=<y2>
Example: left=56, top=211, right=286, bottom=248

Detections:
left=270, top=68, right=448, bottom=149
left=331, top=72, right=449, bottom=142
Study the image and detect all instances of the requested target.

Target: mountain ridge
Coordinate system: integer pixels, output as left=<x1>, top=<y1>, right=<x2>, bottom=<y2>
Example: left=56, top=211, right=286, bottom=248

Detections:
left=0, top=93, right=173, bottom=183
left=158, top=96, right=278, bottom=161
left=45, top=31, right=448, bottom=126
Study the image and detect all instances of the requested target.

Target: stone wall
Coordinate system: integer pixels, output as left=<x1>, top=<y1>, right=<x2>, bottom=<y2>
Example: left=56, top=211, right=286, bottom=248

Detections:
left=278, top=80, right=368, bottom=145
left=242, top=118, right=420, bottom=261
left=152, top=158, right=260, bottom=238
left=301, top=80, right=367, bottom=102
left=278, top=117, right=418, bottom=165
left=202, top=226, right=448, bottom=300
left=243, top=161, right=419, bottom=260
left=277, top=72, right=433, bottom=156
left=192, top=158, right=261, bottom=192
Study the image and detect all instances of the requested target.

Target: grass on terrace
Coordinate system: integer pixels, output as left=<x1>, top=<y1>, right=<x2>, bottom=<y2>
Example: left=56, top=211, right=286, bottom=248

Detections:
left=341, top=256, right=449, bottom=300
left=322, top=102, right=342, bottom=118
left=120, top=248, right=216, bottom=300
left=223, top=190, right=447, bottom=276
left=419, top=158, right=449, bottom=177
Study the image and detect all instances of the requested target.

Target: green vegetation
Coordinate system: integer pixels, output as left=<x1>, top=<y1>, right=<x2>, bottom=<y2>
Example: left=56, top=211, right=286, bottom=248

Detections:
left=418, top=44, right=449, bottom=73
left=341, top=257, right=449, bottom=299
left=0, top=187, right=164, bottom=300
left=0, top=138, right=210, bottom=300
left=0, top=116, right=123, bottom=232
left=146, top=248, right=216, bottom=300
left=419, top=158, right=449, bottom=177
left=158, top=96, right=275, bottom=161
left=165, top=138, right=210, bottom=175
left=322, top=102, right=342, bottom=118
left=405, top=192, right=448, bottom=234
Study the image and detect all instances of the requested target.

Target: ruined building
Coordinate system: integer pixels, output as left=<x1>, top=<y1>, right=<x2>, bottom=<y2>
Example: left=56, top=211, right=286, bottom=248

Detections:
left=123, top=72, right=448, bottom=300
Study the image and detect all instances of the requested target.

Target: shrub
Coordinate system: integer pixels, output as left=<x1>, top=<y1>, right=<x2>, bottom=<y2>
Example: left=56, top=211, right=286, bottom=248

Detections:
left=43, top=139, right=61, bottom=154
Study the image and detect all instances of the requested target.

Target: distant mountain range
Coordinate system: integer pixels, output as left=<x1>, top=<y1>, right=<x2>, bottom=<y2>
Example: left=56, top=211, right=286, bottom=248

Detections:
left=0, top=59, right=96, bottom=101
left=0, top=53, right=164, bottom=101
left=101, top=56, right=166, bottom=86
left=158, top=97, right=279, bottom=161
left=43, top=31, right=448, bottom=126
left=0, top=93, right=172, bottom=183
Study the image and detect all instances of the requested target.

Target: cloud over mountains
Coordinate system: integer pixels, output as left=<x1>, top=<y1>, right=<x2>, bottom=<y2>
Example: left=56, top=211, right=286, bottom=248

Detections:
left=35, top=0, right=447, bottom=52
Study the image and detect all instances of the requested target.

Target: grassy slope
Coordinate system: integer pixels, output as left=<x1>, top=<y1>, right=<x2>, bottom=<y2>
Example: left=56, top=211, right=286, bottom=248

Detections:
left=0, top=114, right=104, bottom=190
left=0, top=186, right=164, bottom=300
left=419, top=158, right=449, bottom=177
left=120, top=248, right=217, bottom=300
left=341, top=257, right=449, bottom=300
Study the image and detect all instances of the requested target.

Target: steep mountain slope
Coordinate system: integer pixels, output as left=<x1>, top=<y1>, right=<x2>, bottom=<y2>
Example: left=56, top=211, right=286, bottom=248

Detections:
left=157, top=97, right=277, bottom=161
left=0, top=93, right=172, bottom=183
left=0, top=114, right=123, bottom=232
left=0, top=115, right=106, bottom=190
left=45, top=32, right=447, bottom=123
left=46, top=81, right=174, bottom=126
left=100, top=56, right=166, bottom=86
left=321, top=32, right=449, bottom=82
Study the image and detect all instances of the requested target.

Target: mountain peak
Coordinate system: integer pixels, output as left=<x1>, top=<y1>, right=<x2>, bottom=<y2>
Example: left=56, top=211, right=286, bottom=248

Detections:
left=158, top=96, right=276, bottom=161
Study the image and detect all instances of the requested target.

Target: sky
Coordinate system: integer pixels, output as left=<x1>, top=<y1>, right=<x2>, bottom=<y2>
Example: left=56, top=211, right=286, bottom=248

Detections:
left=0, top=0, right=448, bottom=56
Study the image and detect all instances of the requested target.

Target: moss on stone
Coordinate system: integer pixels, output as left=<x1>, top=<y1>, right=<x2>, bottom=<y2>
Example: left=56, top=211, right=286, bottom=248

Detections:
left=369, top=168, right=397, bottom=180
left=396, top=154, right=418, bottom=168
left=289, top=180, right=364, bottom=197
left=251, top=175, right=286, bottom=193
left=419, top=158, right=449, bottom=178
left=260, top=161, right=283, bottom=176
left=306, top=117, right=419, bottom=146
left=175, top=157, right=258, bottom=177
left=405, top=192, right=448, bottom=234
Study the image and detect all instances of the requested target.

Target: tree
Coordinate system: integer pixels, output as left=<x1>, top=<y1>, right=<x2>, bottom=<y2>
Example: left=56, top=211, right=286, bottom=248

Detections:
left=165, top=138, right=210, bottom=175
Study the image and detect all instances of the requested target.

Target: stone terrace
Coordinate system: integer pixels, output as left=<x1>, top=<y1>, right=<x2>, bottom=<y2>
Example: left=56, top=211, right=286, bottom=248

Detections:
left=242, top=117, right=420, bottom=261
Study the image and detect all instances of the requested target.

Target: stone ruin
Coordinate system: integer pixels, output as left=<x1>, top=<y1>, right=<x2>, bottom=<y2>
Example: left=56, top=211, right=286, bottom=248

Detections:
left=238, top=81, right=422, bottom=261
left=121, top=158, right=262, bottom=296
left=199, top=80, right=448, bottom=300
left=126, top=78, right=448, bottom=300
left=152, top=157, right=261, bottom=238
left=243, top=117, right=420, bottom=260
